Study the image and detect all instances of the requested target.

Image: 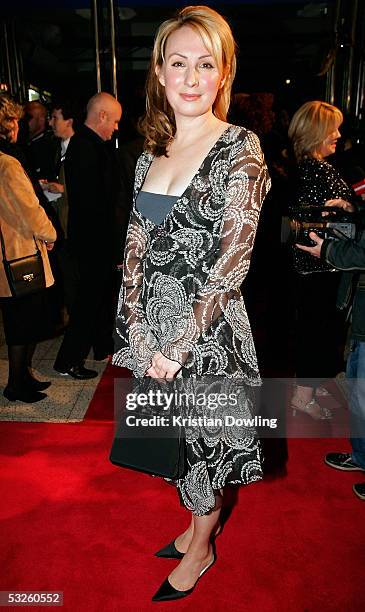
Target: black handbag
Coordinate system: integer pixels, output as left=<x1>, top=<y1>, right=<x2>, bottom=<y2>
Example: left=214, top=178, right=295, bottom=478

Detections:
left=289, top=205, right=356, bottom=274
left=110, top=379, right=187, bottom=480
left=0, top=226, right=46, bottom=297
left=110, top=428, right=186, bottom=479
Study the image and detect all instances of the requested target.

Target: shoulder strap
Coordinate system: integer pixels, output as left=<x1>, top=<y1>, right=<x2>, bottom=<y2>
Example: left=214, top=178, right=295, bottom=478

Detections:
left=0, top=223, right=40, bottom=262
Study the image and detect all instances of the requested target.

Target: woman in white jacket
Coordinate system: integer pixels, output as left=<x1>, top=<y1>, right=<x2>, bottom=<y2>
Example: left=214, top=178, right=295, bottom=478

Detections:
left=0, top=95, right=56, bottom=403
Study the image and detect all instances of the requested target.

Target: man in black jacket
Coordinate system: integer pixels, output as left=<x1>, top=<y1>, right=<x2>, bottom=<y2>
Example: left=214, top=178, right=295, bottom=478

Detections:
left=23, top=101, right=60, bottom=181
left=54, top=92, right=122, bottom=379
left=298, top=212, right=365, bottom=501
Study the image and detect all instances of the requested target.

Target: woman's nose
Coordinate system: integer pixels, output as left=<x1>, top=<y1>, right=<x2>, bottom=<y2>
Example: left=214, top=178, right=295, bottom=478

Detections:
left=185, top=67, right=199, bottom=87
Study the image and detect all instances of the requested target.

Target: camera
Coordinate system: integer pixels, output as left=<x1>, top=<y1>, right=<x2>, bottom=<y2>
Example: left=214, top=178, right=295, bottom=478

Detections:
left=290, top=205, right=356, bottom=247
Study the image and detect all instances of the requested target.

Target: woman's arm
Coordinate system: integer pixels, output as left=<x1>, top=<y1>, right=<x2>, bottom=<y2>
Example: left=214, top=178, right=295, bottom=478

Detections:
left=113, top=209, right=159, bottom=377
left=159, top=131, right=271, bottom=367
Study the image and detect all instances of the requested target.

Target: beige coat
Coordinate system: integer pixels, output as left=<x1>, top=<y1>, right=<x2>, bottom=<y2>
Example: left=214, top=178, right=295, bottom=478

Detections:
left=0, top=152, right=56, bottom=297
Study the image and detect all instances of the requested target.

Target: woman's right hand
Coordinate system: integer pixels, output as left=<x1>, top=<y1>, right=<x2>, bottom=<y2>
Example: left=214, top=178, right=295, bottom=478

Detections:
left=145, top=351, right=181, bottom=380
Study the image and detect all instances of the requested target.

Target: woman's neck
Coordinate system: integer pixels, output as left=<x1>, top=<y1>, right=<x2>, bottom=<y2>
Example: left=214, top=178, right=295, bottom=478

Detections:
left=173, top=112, right=223, bottom=147
left=311, top=150, right=327, bottom=161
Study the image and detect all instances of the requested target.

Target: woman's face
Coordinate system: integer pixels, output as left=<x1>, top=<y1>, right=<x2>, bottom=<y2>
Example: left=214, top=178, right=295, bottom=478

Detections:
left=8, top=119, right=19, bottom=143
left=157, top=25, right=224, bottom=120
left=317, top=123, right=341, bottom=158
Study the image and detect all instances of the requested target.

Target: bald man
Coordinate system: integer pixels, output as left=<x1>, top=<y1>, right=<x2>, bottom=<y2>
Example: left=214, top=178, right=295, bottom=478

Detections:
left=54, top=92, right=122, bottom=379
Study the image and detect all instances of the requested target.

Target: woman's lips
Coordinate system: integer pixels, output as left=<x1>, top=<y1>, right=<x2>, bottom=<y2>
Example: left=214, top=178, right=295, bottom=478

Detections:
left=180, top=94, right=201, bottom=101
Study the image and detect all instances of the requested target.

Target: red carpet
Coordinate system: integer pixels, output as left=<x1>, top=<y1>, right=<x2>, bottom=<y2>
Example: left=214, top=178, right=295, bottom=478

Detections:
left=0, top=363, right=364, bottom=611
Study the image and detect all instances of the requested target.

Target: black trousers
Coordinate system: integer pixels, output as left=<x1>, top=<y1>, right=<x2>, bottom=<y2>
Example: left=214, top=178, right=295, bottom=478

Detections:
left=54, top=258, right=114, bottom=370
left=52, top=241, right=81, bottom=313
left=294, top=271, right=346, bottom=384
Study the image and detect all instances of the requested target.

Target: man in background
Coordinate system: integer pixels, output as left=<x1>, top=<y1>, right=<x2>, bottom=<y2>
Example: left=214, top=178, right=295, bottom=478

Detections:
left=40, top=100, right=77, bottom=326
left=23, top=100, right=59, bottom=180
left=298, top=206, right=365, bottom=501
left=54, top=92, right=122, bottom=379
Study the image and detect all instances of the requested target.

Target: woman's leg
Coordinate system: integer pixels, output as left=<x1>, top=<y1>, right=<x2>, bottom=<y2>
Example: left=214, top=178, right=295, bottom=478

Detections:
left=174, top=489, right=222, bottom=553
left=174, top=515, right=195, bottom=554
left=25, top=344, right=51, bottom=390
left=26, top=343, right=36, bottom=382
left=5, top=344, right=49, bottom=399
left=167, top=493, right=222, bottom=591
left=7, top=344, right=28, bottom=390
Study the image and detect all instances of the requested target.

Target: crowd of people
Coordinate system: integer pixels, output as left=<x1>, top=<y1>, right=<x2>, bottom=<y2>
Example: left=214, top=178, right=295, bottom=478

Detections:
left=0, top=3, right=364, bottom=602
left=0, top=91, right=124, bottom=392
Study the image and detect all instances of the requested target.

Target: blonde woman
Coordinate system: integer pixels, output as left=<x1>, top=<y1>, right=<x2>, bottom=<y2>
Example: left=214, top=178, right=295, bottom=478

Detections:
left=288, top=101, right=355, bottom=418
left=0, top=95, right=56, bottom=403
left=113, top=6, right=270, bottom=601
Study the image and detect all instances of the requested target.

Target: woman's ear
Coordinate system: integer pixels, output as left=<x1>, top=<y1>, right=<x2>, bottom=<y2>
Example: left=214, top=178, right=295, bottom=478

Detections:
left=219, top=67, right=230, bottom=89
left=155, top=64, right=165, bottom=87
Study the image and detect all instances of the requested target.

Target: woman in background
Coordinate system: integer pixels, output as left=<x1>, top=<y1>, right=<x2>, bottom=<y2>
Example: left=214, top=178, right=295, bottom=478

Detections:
left=113, top=5, right=270, bottom=602
left=288, top=101, right=355, bottom=418
left=0, top=95, right=56, bottom=403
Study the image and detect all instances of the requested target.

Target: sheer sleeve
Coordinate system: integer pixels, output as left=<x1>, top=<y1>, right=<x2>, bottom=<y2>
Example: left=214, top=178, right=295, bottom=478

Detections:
left=113, top=209, right=159, bottom=376
left=160, top=131, right=271, bottom=366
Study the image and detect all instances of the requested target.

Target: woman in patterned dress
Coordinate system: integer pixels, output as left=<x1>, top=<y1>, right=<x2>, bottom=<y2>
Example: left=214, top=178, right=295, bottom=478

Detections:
left=112, top=5, right=270, bottom=601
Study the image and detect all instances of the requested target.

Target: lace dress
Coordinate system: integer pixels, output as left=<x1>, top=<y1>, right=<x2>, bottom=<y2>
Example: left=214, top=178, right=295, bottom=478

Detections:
left=113, top=125, right=271, bottom=515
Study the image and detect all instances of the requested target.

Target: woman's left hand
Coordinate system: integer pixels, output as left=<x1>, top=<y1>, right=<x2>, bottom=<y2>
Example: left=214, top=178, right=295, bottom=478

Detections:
left=145, top=351, right=181, bottom=380
left=296, top=231, right=323, bottom=258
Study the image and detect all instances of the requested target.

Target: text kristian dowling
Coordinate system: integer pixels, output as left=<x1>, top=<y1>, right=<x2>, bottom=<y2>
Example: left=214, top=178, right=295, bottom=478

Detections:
left=125, top=415, right=278, bottom=429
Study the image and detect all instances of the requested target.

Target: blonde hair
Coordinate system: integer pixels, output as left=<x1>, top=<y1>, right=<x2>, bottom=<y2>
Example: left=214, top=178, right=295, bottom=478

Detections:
left=140, top=5, right=237, bottom=156
left=0, top=95, right=23, bottom=140
left=288, top=100, right=343, bottom=162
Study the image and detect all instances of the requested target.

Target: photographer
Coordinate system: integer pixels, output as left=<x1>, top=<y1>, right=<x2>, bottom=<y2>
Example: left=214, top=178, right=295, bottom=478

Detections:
left=297, top=206, right=365, bottom=501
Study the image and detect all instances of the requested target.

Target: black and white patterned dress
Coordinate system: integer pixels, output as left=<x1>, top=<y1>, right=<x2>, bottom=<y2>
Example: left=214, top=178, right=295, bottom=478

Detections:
left=113, top=125, right=271, bottom=515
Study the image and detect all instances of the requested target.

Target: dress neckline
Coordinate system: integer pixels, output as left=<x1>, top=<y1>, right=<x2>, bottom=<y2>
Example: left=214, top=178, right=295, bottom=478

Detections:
left=135, top=125, right=234, bottom=227
left=138, top=191, right=178, bottom=198
left=140, top=124, right=233, bottom=199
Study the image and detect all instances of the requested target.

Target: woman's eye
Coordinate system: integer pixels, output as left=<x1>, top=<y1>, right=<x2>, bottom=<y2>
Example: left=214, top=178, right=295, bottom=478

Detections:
left=172, top=61, right=185, bottom=67
left=200, top=63, right=214, bottom=69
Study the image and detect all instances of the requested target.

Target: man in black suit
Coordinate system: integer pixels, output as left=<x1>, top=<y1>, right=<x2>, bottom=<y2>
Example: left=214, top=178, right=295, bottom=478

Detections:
left=54, top=92, right=122, bottom=379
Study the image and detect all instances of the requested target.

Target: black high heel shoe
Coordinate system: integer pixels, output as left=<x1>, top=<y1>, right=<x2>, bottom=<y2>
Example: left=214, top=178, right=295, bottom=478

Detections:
left=154, top=539, right=184, bottom=560
left=3, top=386, right=47, bottom=403
left=154, top=523, right=221, bottom=559
left=152, top=553, right=216, bottom=602
left=27, top=378, right=51, bottom=392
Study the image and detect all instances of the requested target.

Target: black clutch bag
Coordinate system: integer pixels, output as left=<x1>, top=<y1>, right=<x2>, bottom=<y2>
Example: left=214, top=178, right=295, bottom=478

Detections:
left=109, top=378, right=187, bottom=480
left=289, top=205, right=356, bottom=274
left=0, top=227, right=46, bottom=297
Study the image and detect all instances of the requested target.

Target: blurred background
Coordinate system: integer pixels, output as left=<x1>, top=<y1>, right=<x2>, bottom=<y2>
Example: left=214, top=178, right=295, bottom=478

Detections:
left=1, top=0, right=364, bottom=141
